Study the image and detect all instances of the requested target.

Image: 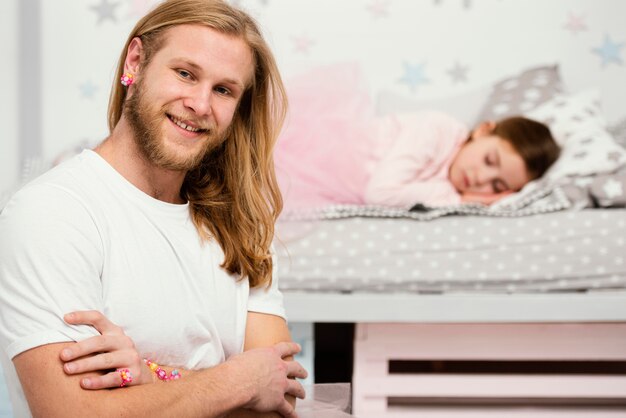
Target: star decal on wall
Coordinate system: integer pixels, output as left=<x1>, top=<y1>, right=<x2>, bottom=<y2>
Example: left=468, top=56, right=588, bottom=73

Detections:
left=292, top=35, right=315, bottom=54
left=398, top=62, right=430, bottom=93
left=90, top=0, right=120, bottom=24
left=591, top=34, right=624, bottom=67
left=366, top=0, right=390, bottom=18
left=79, top=81, right=98, bottom=99
left=563, top=12, right=587, bottom=35
left=446, top=62, right=469, bottom=83
left=433, top=0, right=472, bottom=9
left=126, top=0, right=157, bottom=18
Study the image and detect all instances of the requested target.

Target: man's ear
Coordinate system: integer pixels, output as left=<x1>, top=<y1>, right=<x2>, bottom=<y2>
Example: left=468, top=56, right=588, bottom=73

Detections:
left=123, top=37, right=144, bottom=76
left=472, top=120, right=497, bottom=139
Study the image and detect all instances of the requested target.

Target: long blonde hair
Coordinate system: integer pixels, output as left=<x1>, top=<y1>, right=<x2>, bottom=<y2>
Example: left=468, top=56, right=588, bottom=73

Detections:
left=107, top=0, right=286, bottom=288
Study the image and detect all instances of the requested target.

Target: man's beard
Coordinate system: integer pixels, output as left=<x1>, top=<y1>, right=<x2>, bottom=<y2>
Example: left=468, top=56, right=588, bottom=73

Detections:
left=124, top=78, right=225, bottom=172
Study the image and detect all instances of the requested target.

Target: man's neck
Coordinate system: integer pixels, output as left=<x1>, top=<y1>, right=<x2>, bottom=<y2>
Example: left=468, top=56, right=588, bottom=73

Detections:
left=95, top=117, right=187, bottom=204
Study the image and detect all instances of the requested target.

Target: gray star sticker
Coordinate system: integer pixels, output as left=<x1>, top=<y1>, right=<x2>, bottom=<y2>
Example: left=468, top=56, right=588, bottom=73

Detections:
left=90, top=0, right=119, bottom=25
left=446, top=62, right=469, bottom=84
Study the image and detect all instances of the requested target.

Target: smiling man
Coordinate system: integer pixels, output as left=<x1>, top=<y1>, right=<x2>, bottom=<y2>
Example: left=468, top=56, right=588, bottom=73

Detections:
left=0, top=1, right=306, bottom=417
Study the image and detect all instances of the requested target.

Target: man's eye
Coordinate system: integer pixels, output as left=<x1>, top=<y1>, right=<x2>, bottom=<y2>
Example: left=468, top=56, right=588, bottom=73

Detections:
left=215, top=86, right=231, bottom=95
left=178, top=70, right=192, bottom=79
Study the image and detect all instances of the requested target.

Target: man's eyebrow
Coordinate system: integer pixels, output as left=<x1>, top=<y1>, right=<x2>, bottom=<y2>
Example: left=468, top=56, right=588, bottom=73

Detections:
left=172, top=58, right=203, bottom=72
left=173, top=58, right=246, bottom=89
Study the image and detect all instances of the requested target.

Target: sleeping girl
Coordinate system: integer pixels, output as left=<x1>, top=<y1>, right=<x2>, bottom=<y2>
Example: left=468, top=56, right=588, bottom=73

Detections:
left=364, top=111, right=561, bottom=207
left=275, top=110, right=561, bottom=211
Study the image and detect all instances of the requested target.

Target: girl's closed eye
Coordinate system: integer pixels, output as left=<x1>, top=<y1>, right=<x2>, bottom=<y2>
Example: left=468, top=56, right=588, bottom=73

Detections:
left=492, top=179, right=507, bottom=193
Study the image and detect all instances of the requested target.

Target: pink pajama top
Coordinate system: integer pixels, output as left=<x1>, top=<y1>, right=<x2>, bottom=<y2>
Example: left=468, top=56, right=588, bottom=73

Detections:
left=364, top=111, right=469, bottom=208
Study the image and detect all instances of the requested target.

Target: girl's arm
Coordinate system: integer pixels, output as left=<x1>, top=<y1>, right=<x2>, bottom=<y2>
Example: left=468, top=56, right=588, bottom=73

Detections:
left=460, top=190, right=513, bottom=205
left=365, top=112, right=467, bottom=208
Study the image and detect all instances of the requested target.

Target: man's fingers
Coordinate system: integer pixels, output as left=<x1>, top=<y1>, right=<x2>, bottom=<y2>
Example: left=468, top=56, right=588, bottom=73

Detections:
left=285, top=379, right=306, bottom=400
left=63, top=349, right=136, bottom=374
left=60, top=334, right=133, bottom=361
left=80, top=370, right=128, bottom=390
left=273, top=341, right=301, bottom=358
left=275, top=400, right=298, bottom=418
left=64, top=310, right=121, bottom=335
left=286, top=360, right=308, bottom=380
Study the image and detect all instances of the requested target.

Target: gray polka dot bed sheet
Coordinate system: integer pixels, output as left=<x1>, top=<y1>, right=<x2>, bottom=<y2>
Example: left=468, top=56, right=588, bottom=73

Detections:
left=275, top=209, right=626, bottom=294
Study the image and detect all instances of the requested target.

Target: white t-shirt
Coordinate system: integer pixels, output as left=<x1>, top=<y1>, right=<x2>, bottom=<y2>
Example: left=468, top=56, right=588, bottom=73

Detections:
left=0, top=150, right=285, bottom=416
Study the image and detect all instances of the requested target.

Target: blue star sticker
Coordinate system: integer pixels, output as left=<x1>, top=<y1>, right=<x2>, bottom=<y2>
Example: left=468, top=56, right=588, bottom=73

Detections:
left=79, top=81, right=98, bottom=99
left=591, top=34, right=624, bottom=67
left=398, top=62, right=429, bottom=93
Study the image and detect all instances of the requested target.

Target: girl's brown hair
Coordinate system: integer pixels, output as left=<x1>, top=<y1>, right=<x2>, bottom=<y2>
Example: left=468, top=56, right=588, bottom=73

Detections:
left=107, top=0, right=286, bottom=288
left=492, top=116, right=560, bottom=180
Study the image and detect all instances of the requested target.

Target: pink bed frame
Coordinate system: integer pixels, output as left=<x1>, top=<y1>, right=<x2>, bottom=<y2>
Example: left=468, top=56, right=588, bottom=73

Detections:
left=284, top=292, right=626, bottom=417
left=353, top=323, right=626, bottom=417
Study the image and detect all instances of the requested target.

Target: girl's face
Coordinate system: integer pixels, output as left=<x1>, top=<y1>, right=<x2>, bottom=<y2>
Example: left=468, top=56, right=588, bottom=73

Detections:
left=448, top=134, right=530, bottom=195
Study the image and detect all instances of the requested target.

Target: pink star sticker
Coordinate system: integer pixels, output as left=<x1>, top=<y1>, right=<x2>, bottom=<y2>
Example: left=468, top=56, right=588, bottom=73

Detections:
left=367, top=0, right=390, bottom=18
left=564, top=12, right=587, bottom=35
left=292, top=35, right=315, bottom=54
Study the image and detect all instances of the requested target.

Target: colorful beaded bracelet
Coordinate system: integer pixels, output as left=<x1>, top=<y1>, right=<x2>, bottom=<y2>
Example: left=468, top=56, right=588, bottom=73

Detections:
left=144, top=359, right=182, bottom=382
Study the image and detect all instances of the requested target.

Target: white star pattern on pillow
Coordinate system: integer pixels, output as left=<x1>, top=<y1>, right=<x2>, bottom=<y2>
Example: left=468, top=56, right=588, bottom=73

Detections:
left=602, top=178, right=623, bottom=198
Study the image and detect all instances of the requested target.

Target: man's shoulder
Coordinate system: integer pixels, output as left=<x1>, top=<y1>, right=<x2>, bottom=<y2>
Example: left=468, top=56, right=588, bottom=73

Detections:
left=2, top=151, right=102, bottom=220
left=31, top=150, right=98, bottom=189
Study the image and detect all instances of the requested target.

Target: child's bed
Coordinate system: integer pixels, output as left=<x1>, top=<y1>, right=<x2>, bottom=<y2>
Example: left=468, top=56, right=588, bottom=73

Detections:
left=277, top=209, right=626, bottom=417
left=278, top=209, right=626, bottom=318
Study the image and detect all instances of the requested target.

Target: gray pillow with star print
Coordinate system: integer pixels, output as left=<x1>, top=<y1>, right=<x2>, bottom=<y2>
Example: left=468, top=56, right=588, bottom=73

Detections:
left=475, top=64, right=563, bottom=123
left=609, top=117, right=626, bottom=150
left=590, top=167, right=626, bottom=207
left=525, top=89, right=626, bottom=180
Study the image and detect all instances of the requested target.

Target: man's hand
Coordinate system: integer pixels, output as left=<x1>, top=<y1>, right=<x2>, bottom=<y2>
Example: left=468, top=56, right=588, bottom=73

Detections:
left=61, top=310, right=154, bottom=388
left=226, top=341, right=307, bottom=418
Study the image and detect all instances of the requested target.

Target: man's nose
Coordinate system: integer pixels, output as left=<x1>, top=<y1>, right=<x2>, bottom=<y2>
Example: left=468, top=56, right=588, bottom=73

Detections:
left=183, top=86, right=212, bottom=117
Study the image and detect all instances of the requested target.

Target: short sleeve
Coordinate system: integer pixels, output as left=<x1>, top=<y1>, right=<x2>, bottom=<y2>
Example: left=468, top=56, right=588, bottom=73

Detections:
left=247, top=249, right=286, bottom=320
left=0, top=184, right=104, bottom=359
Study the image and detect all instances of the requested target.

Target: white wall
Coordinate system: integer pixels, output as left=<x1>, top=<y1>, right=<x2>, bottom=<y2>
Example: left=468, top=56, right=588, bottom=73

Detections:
left=0, top=0, right=19, bottom=193
left=2, top=0, right=626, bottom=192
